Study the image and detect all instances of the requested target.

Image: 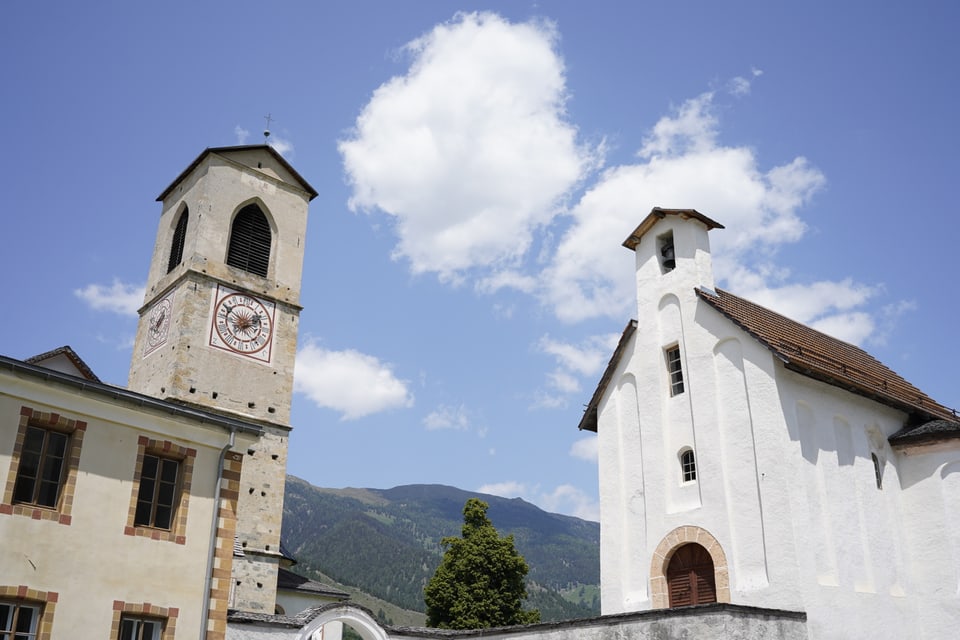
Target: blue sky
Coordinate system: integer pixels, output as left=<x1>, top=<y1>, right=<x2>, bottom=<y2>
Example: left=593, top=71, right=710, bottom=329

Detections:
left=2, top=1, right=958, bottom=521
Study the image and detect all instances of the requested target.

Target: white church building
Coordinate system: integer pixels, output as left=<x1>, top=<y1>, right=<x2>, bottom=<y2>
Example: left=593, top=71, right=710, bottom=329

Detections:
left=578, top=208, right=960, bottom=639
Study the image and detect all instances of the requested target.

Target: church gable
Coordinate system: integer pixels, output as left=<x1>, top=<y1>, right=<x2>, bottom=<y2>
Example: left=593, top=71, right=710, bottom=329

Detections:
left=25, top=345, right=100, bottom=382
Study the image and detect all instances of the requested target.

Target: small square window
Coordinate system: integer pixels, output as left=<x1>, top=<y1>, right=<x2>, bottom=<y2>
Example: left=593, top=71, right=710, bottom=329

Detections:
left=665, top=346, right=684, bottom=396
left=0, top=601, right=40, bottom=640
left=119, top=616, right=163, bottom=640
left=134, top=454, right=180, bottom=530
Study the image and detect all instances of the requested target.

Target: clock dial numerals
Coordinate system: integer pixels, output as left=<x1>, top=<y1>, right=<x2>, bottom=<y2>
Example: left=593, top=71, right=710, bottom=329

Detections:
left=143, top=296, right=172, bottom=356
left=210, top=290, right=275, bottom=361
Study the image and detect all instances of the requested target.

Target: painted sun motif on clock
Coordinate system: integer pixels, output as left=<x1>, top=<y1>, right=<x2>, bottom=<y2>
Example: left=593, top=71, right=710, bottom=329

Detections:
left=143, top=295, right=173, bottom=357
left=209, top=286, right=276, bottom=362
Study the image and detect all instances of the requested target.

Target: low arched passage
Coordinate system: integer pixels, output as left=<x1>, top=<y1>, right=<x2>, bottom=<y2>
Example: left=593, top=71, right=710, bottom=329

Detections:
left=296, top=604, right=389, bottom=640
left=649, top=526, right=730, bottom=608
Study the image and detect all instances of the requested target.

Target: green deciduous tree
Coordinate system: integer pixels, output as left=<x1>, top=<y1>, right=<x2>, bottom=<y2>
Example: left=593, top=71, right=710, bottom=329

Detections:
left=424, top=498, right=541, bottom=629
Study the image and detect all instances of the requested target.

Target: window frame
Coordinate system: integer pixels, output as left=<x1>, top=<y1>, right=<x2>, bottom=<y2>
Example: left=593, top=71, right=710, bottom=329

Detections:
left=124, top=437, right=195, bottom=544
left=665, top=345, right=685, bottom=396
left=111, top=602, right=177, bottom=640
left=0, top=587, right=57, bottom=640
left=0, top=600, right=39, bottom=640
left=680, top=448, right=697, bottom=483
left=133, top=454, right=181, bottom=530
left=1, top=408, right=85, bottom=525
left=118, top=616, right=163, bottom=640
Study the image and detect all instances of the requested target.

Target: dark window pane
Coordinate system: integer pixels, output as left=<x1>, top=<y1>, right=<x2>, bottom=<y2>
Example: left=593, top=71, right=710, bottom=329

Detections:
left=0, top=604, right=12, bottom=630
left=141, top=455, right=158, bottom=481
left=154, top=505, right=173, bottom=530
left=135, top=500, right=153, bottom=526
left=160, top=459, right=178, bottom=484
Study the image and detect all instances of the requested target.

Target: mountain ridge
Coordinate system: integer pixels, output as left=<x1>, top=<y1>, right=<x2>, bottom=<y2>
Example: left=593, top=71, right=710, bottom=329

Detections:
left=281, top=476, right=600, bottom=622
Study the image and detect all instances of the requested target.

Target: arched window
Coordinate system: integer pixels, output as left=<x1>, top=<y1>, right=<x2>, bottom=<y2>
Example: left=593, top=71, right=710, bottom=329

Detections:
left=871, top=453, right=883, bottom=489
left=680, top=449, right=697, bottom=482
left=226, top=204, right=271, bottom=277
left=167, top=206, right=189, bottom=273
left=667, top=543, right=717, bottom=607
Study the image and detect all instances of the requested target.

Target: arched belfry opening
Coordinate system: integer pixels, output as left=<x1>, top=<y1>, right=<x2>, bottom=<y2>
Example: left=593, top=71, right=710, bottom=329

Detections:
left=226, top=202, right=272, bottom=277
left=666, top=543, right=717, bottom=607
left=167, top=205, right=189, bottom=273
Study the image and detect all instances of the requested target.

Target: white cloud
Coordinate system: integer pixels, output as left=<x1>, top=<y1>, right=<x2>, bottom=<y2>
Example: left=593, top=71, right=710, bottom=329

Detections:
left=729, top=76, right=752, bottom=96
left=535, top=333, right=619, bottom=400
left=235, top=126, right=250, bottom=145
left=423, top=404, right=470, bottom=430
left=74, top=280, right=144, bottom=316
left=569, top=437, right=598, bottom=463
left=294, top=341, right=414, bottom=420
left=477, top=481, right=599, bottom=521
left=268, top=137, right=293, bottom=156
left=339, top=11, right=596, bottom=281
left=540, top=90, right=850, bottom=328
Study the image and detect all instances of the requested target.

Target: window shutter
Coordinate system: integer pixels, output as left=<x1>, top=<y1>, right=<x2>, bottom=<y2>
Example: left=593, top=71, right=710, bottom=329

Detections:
left=226, top=204, right=271, bottom=277
left=167, top=207, right=189, bottom=273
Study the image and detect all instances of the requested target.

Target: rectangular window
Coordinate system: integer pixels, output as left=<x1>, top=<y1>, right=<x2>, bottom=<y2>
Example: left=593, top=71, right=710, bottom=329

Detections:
left=119, top=616, right=163, bottom=640
left=0, top=601, right=39, bottom=640
left=134, top=454, right=180, bottom=530
left=665, top=346, right=684, bottom=396
left=12, top=426, right=68, bottom=509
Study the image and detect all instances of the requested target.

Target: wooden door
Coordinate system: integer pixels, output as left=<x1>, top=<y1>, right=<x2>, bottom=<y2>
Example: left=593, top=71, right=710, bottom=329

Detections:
left=666, top=543, right=717, bottom=607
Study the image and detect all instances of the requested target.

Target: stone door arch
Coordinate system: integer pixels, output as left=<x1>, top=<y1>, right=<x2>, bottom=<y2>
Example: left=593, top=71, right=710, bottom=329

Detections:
left=297, top=604, right=389, bottom=640
left=650, top=526, right=730, bottom=608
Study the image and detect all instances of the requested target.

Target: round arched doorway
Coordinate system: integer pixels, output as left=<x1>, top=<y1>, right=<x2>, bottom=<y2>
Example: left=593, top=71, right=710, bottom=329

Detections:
left=666, top=543, right=717, bottom=607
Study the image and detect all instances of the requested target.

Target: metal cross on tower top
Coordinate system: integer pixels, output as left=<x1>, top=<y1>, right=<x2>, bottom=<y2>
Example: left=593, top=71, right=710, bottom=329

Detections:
left=263, top=113, right=273, bottom=141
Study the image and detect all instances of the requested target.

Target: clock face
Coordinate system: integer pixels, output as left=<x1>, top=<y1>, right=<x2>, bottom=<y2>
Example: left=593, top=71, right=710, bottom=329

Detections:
left=143, top=296, right=172, bottom=356
left=210, top=288, right=275, bottom=361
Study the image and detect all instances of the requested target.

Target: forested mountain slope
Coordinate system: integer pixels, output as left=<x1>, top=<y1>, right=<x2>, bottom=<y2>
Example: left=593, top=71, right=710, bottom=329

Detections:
left=281, top=477, right=600, bottom=622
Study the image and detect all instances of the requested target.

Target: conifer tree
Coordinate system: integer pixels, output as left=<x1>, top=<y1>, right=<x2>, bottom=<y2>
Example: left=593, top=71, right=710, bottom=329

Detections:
left=424, top=498, right=541, bottom=629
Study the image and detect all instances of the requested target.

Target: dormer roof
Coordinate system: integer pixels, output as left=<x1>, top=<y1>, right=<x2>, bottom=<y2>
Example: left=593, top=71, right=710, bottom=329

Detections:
left=622, top=207, right=724, bottom=251
left=25, top=346, right=100, bottom=382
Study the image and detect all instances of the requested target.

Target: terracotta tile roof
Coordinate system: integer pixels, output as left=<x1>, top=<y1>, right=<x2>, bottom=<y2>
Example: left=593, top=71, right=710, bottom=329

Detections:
left=697, top=287, right=958, bottom=424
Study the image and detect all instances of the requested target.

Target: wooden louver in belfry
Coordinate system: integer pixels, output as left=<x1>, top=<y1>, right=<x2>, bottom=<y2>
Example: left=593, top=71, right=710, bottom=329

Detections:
left=167, top=207, right=189, bottom=273
left=666, top=543, right=717, bottom=607
left=226, top=204, right=271, bottom=277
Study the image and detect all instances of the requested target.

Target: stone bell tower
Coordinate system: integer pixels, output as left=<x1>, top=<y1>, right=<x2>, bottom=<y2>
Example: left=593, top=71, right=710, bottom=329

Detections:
left=128, top=145, right=317, bottom=613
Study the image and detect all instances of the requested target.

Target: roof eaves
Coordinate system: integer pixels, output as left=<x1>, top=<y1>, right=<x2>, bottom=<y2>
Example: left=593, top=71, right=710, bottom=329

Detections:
left=1, top=354, right=263, bottom=437
left=623, top=207, right=725, bottom=251
left=25, top=345, right=101, bottom=383
left=577, top=320, right=637, bottom=433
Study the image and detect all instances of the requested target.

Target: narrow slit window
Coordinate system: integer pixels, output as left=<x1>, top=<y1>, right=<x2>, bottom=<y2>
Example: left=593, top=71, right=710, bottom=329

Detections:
left=167, top=206, right=189, bottom=273
left=666, top=346, right=684, bottom=396
left=871, top=453, right=883, bottom=489
left=681, top=449, right=697, bottom=483
left=226, top=204, right=271, bottom=277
